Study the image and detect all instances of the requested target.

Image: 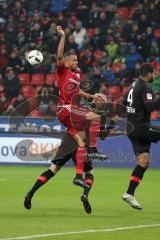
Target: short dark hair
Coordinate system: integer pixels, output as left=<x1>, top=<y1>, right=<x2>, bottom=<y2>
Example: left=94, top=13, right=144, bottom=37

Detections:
left=139, top=63, right=154, bottom=76
left=64, top=49, right=76, bottom=58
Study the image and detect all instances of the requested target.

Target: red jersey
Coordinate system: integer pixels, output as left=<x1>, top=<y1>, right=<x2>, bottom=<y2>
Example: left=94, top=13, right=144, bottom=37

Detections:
left=56, top=64, right=81, bottom=105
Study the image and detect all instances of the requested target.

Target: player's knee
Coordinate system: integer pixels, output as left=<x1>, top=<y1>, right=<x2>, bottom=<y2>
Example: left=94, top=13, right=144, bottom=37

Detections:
left=78, top=141, right=85, bottom=148
left=75, top=138, right=85, bottom=147
left=49, top=163, right=61, bottom=174
left=137, top=153, right=149, bottom=168
left=74, top=135, right=85, bottom=147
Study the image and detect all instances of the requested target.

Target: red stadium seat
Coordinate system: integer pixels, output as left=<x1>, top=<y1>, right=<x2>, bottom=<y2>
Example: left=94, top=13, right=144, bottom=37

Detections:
left=0, top=33, right=5, bottom=39
left=112, top=64, right=122, bottom=73
left=129, top=6, right=138, bottom=18
left=45, top=73, right=56, bottom=85
left=113, top=97, right=121, bottom=111
left=29, top=109, right=43, bottom=117
left=21, top=85, right=35, bottom=98
left=154, top=28, right=160, bottom=39
left=156, top=63, right=160, bottom=71
left=151, top=111, right=159, bottom=120
left=104, top=90, right=112, bottom=99
left=122, top=85, right=129, bottom=96
left=18, top=73, right=30, bottom=85
left=0, top=92, right=5, bottom=97
left=117, top=7, right=129, bottom=19
left=93, top=50, right=104, bottom=59
left=108, top=86, right=121, bottom=99
left=35, top=86, right=42, bottom=95
left=0, top=83, right=4, bottom=92
left=31, top=73, right=44, bottom=85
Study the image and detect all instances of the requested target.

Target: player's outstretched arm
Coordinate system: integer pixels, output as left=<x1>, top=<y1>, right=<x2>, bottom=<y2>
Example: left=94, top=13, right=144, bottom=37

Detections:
left=56, top=26, right=65, bottom=66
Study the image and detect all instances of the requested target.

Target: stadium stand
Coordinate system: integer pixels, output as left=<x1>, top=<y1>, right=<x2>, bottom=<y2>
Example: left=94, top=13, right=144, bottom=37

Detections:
left=0, top=0, right=159, bottom=118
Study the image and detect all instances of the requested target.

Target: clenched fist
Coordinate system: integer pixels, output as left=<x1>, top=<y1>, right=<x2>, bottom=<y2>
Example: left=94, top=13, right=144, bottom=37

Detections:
left=56, top=26, right=65, bottom=36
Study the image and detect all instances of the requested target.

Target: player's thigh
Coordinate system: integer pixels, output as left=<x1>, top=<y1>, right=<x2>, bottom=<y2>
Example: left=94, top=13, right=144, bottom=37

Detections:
left=51, top=134, right=76, bottom=168
left=131, top=138, right=150, bottom=167
left=129, top=136, right=151, bottom=157
left=74, top=131, right=85, bottom=147
left=70, top=106, right=88, bottom=128
left=51, top=153, right=72, bottom=169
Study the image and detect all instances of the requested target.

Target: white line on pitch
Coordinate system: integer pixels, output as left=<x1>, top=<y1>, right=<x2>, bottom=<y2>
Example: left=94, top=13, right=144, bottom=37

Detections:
left=0, top=223, right=160, bottom=240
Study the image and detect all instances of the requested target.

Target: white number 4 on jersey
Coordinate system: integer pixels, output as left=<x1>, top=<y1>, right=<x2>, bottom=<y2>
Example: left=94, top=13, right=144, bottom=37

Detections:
left=127, top=88, right=133, bottom=106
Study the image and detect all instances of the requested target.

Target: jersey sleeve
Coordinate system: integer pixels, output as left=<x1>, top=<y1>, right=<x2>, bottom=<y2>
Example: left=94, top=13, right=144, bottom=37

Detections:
left=142, top=85, right=160, bottom=112
left=56, top=63, right=67, bottom=75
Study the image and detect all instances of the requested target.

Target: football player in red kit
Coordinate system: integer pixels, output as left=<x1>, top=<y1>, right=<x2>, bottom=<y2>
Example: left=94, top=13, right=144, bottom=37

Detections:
left=56, top=26, right=104, bottom=188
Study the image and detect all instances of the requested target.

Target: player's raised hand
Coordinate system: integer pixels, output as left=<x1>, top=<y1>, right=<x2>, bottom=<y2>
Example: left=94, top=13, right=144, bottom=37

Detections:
left=56, top=26, right=65, bottom=36
left=112, top=115, right=120, bottom=122
left=93, top=93, right=107, bottom=102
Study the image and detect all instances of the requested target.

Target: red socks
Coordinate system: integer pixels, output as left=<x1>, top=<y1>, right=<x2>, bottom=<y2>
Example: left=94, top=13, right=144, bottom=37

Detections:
left=76, top=147, right=87, bottom=174
left=89, top=120, right=100, bottom=147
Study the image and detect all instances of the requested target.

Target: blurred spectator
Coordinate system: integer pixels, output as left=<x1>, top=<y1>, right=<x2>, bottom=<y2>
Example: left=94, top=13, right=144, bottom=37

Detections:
left=50, top=0, right=69, bottom=13
left=3, top=68, right=20, bottom=98
left=125, top=45, right=142, bottom=70
left=65, top=35, right=78, bottom=52
left=101, top=64, right=116, bottom=85
left=105, top=38, right=118, bottom=59
left=90, top=66, right=104, bottom=94
left=29, top=23, right=43, bottom=42
left=138, top=13, right=150, bottom=33
left=96, top=11, right=110, bottom=34
left=0, top=45, right=8, bottom=72
left=73, top=21, right=89, bottom=50
left=152, top=68, right=160, bottom=93
left=133, top=34, right=147, bottom=60
left=89, top=1, right=100, bottom=27
left=4, top=93, right=25, bottom=115
left=76, top=1, right=89, bottom=27
left=56, top=13, right=67, bottom=29
left=79, top=49, right=94, bottom=72
left=90, top=28, right=106, bottom=50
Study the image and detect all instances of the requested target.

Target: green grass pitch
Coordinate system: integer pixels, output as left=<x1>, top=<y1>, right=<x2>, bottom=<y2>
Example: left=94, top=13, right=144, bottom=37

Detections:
left=0, top=166, right=160, bottom=240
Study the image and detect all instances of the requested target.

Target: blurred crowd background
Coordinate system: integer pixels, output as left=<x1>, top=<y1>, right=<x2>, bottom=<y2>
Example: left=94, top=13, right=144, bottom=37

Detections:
left=0, top=0, right=160, bottom=118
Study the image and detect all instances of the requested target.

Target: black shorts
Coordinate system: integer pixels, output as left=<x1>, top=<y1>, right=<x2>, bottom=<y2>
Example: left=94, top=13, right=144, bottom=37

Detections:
left=128, top=125, right=160, bottom=155
left=51, top=133, right=93, bottom=172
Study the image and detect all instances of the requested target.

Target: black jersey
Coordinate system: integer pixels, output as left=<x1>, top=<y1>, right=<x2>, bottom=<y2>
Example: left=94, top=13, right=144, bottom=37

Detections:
left=126, top=78, right=160, bottom=135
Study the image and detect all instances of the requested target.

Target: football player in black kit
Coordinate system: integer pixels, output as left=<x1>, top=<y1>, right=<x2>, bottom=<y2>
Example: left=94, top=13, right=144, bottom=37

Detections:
left=123, top=63, right=160, bottom=210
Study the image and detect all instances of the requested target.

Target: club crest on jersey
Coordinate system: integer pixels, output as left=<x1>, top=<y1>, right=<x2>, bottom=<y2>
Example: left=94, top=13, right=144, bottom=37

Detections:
left=147, top=93, right=152, bottom=100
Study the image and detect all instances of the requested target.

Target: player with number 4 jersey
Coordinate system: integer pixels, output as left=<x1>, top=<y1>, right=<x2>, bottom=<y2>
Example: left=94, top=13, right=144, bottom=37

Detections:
left=122, top=63, right=160, bottom=210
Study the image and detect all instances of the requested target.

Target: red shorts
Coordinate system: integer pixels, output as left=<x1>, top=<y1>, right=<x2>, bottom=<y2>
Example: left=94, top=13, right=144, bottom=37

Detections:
left=57, top=105, right=89, bottom=137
